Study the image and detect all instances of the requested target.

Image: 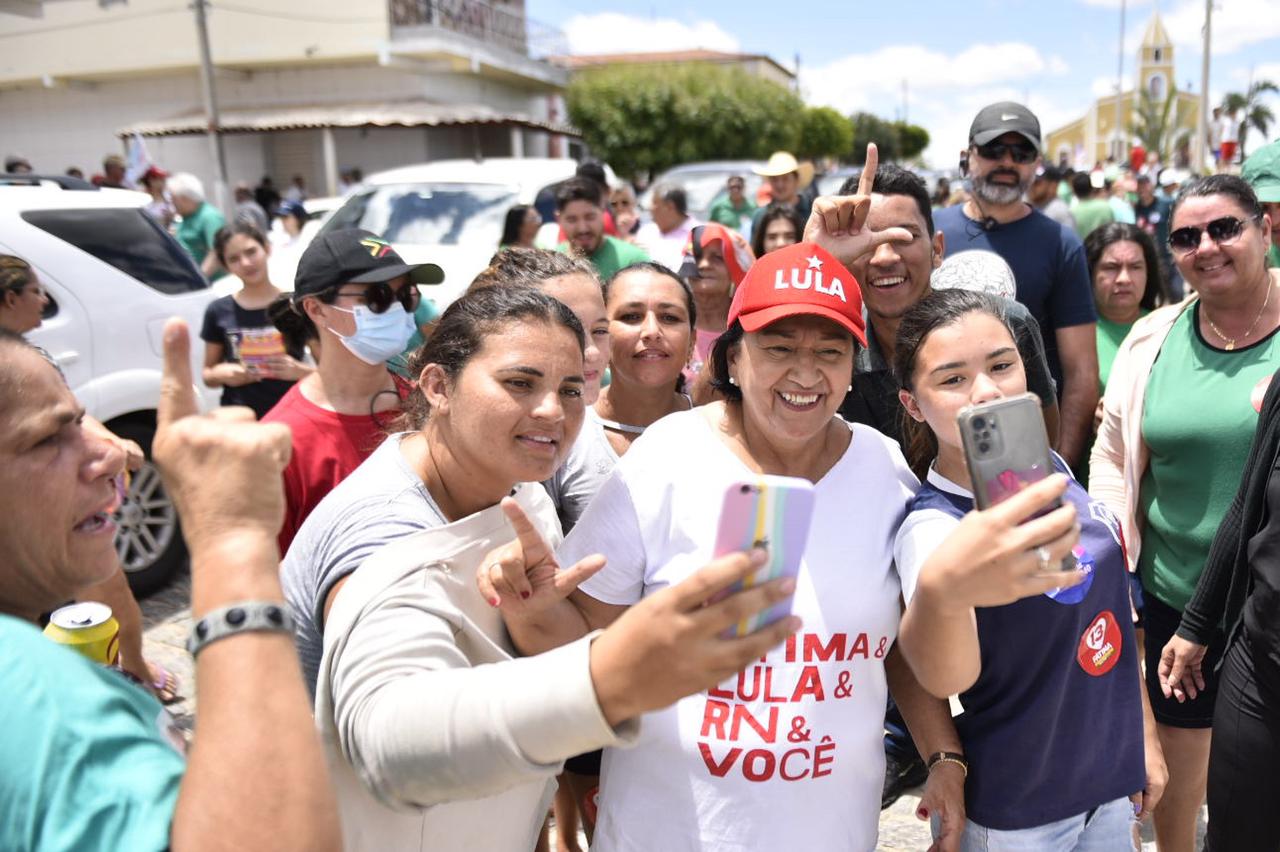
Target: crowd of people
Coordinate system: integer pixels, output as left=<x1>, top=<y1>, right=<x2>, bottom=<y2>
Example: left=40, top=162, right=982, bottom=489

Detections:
left=2, top=98, right=1280, bottom=852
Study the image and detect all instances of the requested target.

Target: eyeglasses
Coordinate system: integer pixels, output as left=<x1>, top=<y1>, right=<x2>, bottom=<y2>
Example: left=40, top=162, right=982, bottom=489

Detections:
left=333, top=280, right=420, bottom=314
left=1167, top=215, right=1259, bottom=254
left=973, top=141, right=1039, bottom=164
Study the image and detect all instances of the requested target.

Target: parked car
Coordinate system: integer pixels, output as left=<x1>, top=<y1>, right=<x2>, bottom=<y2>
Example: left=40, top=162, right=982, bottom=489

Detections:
left=319, top=159, right=617, bottom=308
left=0, top=175, right=219, bottom=595
left=640, top=160, right=766, bottom=222
left=817, top=167, right=861, bottom=197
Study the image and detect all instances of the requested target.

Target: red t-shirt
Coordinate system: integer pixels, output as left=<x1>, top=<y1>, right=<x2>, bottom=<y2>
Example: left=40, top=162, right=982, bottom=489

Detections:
left=261, top=376, right=411, bottom=554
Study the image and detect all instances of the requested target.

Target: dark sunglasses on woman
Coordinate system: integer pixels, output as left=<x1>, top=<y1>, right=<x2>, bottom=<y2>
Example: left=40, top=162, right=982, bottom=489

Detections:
left=334, top=280, right=421, bottom=314
left=1167, top=215, right=1260, bottom=254
left=974, top=141, right=1039, bottom=164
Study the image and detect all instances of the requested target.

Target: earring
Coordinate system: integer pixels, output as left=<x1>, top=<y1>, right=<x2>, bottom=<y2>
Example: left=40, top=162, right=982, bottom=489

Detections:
left=728, top=376, right=738, bottom=386
left=847, top=384, right=853, bottom=392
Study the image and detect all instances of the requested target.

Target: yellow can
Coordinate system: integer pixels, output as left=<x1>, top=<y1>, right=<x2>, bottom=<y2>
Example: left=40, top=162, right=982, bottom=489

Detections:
left=43, top=602, right=120, bottom=666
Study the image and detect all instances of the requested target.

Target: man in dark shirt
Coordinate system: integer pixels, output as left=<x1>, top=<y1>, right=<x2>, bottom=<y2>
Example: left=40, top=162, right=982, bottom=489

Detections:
left=935, top=102, right=1098, bottom=470
left=1134, top=174, right=1181, bottom=300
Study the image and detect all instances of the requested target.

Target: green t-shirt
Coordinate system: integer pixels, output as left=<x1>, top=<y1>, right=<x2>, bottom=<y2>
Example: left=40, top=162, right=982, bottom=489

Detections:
left=0, top=615, right=185, bottom=851
left=1268, top=242, right=1280, bottom=269
left=175, top=202, right=227, bottom=279
left=1096, top=312, right=1146, bottom=395
left=558, top=235, right=649, bottom=281
left=707, top=197, right=756, bottom=232
left=1071, top=198, right=1115, bottom=241
left=1138, top=304, right=1280, bottom=610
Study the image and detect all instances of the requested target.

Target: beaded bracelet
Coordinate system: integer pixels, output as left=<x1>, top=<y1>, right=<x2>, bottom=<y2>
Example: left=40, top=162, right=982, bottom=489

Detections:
left=187, top=600, right=294, bottom=656
left=926, top=750, right=969, bottom=778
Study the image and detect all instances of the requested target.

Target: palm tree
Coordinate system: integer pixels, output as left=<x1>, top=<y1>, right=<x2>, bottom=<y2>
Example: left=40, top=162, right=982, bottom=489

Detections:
left=1222, top=80, right=1279, bottom=159
left=1131, top=88, right=1196, bottom=164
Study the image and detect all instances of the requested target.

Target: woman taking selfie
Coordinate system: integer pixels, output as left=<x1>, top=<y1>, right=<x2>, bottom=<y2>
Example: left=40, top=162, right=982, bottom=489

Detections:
left=1091, top=174, right=1280, bottom=852
left=892, top=288, right=1163, bottom=850
left=285, top=284, right=796, bottom=852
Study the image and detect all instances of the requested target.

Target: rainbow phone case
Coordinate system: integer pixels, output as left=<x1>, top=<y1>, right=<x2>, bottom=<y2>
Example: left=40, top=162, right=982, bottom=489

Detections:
left=713, top=475, right=816, bottom=638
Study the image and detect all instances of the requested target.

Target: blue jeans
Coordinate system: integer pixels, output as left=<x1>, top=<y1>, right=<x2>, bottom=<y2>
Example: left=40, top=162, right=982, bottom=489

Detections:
left=936, top=796, right=1138, bottom=852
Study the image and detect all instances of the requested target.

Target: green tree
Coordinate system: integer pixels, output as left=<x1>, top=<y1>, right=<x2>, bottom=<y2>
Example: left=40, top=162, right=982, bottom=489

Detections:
left=565, top=64, right=804, bottom=179
left=849, top=112, right=899, bottom=163
left=895, top=122, right=930, bottom=161
left=1131, top=88, right=1194, bottom=164
left=1222, top=80, right=1278, bottom=159
left=796, top=107, right=853, bottom=161
left=847, top=113, right=930, bottom=163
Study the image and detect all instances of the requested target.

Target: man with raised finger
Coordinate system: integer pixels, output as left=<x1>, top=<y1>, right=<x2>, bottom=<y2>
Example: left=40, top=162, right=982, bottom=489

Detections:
left=935, top=102, right=1099, bottom=470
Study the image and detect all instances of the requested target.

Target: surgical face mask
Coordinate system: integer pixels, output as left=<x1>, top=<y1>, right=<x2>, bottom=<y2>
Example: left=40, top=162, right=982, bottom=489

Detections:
left=326, top=301, right=416, bottom=365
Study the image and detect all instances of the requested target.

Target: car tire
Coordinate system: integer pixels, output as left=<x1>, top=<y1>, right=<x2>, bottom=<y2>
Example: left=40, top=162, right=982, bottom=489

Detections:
left=108, top=417, right=187, bottom=597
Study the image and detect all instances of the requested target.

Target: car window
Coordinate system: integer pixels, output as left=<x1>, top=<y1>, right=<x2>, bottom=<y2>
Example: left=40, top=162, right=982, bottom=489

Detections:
left=322, top=183, right=519, bottom=246
left=22, top=208, right=209, bottom=294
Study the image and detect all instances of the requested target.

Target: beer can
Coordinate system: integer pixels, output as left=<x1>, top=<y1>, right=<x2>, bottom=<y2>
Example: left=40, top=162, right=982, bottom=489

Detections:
left=43, top=602, right=120, bottom=666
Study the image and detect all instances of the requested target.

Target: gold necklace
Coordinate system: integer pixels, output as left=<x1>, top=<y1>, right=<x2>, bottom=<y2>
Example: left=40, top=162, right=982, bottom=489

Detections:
left=1203, top=280, right=1273, bottom=351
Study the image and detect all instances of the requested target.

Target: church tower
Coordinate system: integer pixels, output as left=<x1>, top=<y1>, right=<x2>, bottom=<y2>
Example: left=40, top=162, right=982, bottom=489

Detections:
left=1138, top=13, right=1175, bottom=102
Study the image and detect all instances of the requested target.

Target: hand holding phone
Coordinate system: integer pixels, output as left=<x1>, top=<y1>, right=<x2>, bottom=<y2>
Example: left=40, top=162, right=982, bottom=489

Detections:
left=958, top=394, right=1076, bottom=572
left=712, top=475, right=815, bottom=637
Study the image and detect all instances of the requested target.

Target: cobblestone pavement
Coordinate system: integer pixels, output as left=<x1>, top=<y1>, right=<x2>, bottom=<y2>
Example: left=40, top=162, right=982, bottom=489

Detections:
left=141, top=571, right=1202, bottom=850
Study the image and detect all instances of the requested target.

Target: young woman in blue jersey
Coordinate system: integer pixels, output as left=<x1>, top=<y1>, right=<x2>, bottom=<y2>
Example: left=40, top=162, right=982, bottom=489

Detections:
left=892, top=288, right=1166, bottom=851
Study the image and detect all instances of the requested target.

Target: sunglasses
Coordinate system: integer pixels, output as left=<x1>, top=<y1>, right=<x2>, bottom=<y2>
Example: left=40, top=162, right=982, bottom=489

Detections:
left=973, top=141, right=1039, bottom=164
left=1167, top=215, right=1258, bottom=254
left=334, top=280, right=420, bottom=314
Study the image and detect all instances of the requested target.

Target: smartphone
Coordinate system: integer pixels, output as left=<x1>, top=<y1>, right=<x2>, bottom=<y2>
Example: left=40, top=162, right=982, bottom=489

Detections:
left=958, top=393, right=1075, bottom=571
left=712, top=475, right=816, bottom=637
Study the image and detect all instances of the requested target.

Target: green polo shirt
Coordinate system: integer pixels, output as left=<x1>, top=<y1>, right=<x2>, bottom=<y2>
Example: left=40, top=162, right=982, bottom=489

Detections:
left=557, top=235, right=649, bottom=281
left=175, top=201, right=227, bottom=280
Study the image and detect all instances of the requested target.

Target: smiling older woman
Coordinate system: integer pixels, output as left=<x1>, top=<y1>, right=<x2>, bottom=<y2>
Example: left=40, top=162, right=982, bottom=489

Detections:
left=1091, top=174, right=1280, bottom=852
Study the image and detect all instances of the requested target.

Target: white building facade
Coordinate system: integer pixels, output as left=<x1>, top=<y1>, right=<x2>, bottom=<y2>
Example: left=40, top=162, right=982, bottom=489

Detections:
left=0, top=0, right=574, bottom=195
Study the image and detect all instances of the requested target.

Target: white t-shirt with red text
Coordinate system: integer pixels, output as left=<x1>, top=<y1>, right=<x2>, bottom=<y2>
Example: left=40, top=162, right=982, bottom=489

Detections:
left=561, top=408, right=918, bottom=851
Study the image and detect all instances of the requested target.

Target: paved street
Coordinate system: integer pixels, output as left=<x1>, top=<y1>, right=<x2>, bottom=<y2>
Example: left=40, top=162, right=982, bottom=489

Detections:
left=141, top=570, right=1202, bottom=850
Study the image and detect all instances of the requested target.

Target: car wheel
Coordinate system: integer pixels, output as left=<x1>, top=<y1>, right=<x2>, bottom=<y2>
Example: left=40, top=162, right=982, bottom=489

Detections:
left=108, top=417, right=187, bottom=597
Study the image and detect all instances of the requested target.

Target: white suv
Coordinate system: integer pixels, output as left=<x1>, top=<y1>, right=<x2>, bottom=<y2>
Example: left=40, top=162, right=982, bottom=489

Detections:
left=0, top=176, right=219, bottom=594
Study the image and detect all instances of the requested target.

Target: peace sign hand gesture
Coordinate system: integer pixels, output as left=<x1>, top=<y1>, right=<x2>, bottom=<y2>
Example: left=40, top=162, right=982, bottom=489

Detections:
left=476, top=497, right=607, bottom=614
left=803, top=143, right=915, bottom=267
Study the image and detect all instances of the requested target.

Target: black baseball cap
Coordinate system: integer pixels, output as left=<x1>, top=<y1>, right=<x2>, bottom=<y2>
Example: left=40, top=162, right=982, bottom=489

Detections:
left=969, top=101, right=1042, bottom=151
left=294, top=229, right=444, bottom=296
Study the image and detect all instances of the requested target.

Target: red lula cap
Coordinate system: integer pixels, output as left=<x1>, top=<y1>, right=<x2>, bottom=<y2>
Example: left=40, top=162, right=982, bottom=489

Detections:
left=727, top=241, right=866, bottom=345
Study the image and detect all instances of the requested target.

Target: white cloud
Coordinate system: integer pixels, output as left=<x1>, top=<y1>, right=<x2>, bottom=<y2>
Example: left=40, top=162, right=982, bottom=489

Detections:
left=562, top=13, right=740, bottom=55
left=801, top=42, right=1079, bottom=168
left=1128, top=0, right=1280, bottom=55
left=1230, top=64, right=1280, bottom=88
left=1076, top=0, right=1151, bottom=7
left=1091, top=74, right=1133, bottom=98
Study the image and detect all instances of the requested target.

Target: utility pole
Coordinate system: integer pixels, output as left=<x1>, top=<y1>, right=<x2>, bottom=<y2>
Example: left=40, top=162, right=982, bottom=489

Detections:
left=1114, top=0, right=1126, bottom=162
left=1197, top=0, right=1212, bottom=172
left=192, top=0, right=229, bottom=214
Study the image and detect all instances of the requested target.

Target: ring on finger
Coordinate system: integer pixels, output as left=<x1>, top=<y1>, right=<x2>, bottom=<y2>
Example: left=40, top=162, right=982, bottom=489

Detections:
left=1034, top=545, right=1053, bottom=572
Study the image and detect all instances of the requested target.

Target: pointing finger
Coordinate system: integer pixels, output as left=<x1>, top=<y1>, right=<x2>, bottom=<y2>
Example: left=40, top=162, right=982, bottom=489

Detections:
left=857, top=143, right=879, bottom=197
left=158, top=317, right=197, bottom=429
left=500, top=496, right=553, bottom=568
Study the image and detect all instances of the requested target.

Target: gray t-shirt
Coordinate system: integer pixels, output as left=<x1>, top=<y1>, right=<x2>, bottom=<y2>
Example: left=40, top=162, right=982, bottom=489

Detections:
left=281, top=434, right=446, bottom=695
left=542, top=412, right=619, bottom=534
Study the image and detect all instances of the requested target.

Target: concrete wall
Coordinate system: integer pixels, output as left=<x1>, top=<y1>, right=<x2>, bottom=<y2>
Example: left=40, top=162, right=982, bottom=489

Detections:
left=0, top=0, right=388, bottom=86
left=0, top=62, right=555, bottom=194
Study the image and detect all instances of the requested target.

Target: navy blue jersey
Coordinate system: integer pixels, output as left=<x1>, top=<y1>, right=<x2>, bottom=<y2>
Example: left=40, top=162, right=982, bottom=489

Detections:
left=935, top=205, right=1096, bottom=389
left=903, top=457, right=1145, bottom=830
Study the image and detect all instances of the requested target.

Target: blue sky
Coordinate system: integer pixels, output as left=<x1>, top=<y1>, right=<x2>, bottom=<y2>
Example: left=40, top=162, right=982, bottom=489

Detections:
left=527, top=0, right=1280, bottom=167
